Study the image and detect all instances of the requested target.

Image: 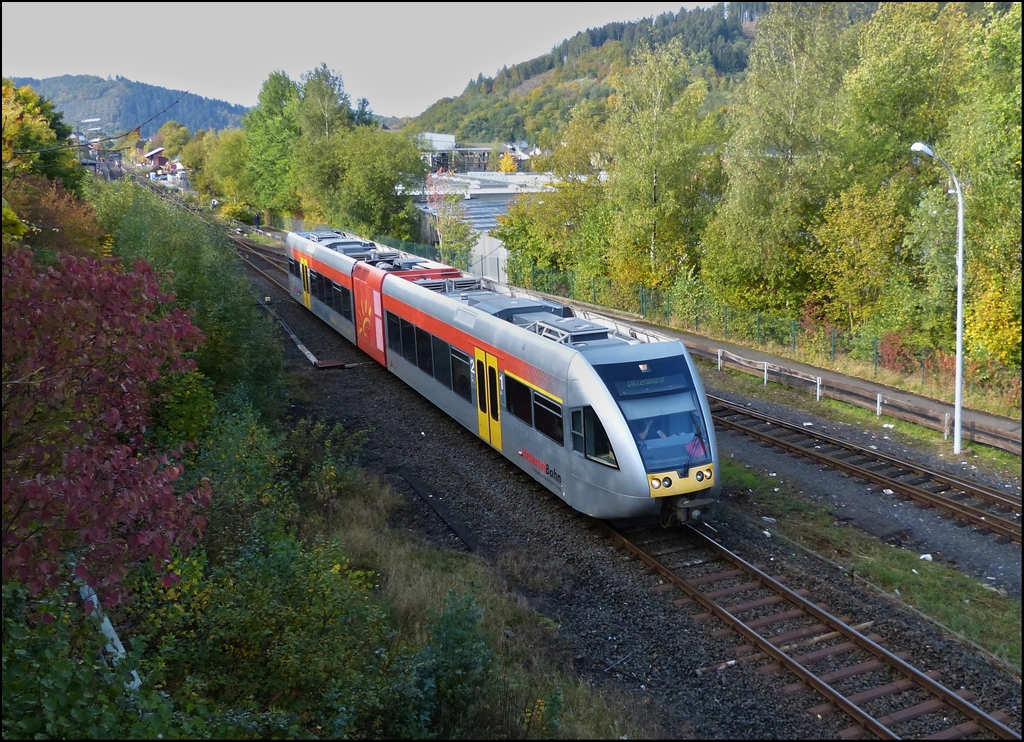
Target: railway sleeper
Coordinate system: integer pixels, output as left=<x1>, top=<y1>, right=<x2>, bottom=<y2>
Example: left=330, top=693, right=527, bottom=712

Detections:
left=807, top=670, right=942, bottom=718
left=717, top=620, right=872, bottom=669
left=923, top=710, right=1012, bottom=740
left=755, top=633, right=884, bottom=675
left=692, top=588, right=812, bottom=622
left=782, top=652, right=913, bottom=695
left=835, top=689, right=975, bottom=739
left=701, top=576, right=790, bottom=601
left=710, top=604, right=830, bottom=638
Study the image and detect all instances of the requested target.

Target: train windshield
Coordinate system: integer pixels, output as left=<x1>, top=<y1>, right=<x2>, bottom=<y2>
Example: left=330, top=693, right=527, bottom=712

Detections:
left=593, top=355, right=712, bottom=473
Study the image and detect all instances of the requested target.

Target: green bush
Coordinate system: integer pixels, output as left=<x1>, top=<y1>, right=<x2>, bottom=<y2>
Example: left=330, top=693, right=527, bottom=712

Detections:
left=89, top=180, right=284, bottom=417
left=160, top=533, right=396, bottom=728
left=2, top=581, right=192, bottom=739
left=219, top=201, right=255, bottom=224
left=416, top=590, right=493, bottom=736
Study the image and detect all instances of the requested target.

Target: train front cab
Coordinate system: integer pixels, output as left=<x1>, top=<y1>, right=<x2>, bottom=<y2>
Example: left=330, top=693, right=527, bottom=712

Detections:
left=567, top=342, right=720, bottom=525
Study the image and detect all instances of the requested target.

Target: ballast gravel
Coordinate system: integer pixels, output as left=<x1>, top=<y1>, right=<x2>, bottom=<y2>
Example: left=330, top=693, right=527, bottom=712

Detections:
left=251, top=270, right=1021, bottom=739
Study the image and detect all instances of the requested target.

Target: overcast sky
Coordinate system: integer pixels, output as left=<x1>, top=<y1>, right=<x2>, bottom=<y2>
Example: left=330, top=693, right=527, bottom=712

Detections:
left=2, top=2, right=715, bottom=118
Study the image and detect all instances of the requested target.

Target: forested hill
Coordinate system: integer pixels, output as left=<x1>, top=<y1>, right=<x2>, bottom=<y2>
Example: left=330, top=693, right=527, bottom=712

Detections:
left=406, top=1, right=772, bottom=144
left=10, top=74, right=247, bottom=138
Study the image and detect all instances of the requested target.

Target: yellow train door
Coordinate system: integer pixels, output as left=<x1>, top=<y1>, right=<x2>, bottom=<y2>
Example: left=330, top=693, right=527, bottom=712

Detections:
left=299, top=259, right=312, bottom=309
left=474, top=348, right=502, bottom=451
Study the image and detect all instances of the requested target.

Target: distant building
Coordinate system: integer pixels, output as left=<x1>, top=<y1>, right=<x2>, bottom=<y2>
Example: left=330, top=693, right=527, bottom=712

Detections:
left=416, top=171, right=556, bottom=283
left=143, top=146, right=168, bottom=168
left=417, top=132, right=545, bottom=174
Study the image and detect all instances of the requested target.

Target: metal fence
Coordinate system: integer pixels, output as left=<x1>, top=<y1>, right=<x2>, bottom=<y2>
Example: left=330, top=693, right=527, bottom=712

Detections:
left=517, top=266, right=1022, bottom=407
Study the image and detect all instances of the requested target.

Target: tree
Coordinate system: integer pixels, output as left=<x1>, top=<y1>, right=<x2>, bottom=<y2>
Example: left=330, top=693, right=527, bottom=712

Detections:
left=807, top=181, right=908, bottom=331
left=841, top=3, right=972, bottom=179
left=297, top=63, right=352, bottom=140
left=498, top=152, right=518, bottom=173
left=426, top=169, right=478, bottom=271
left=243, top=71, right=301, bottom=213
left=156, top=120, right=192, bottom=159
left=207, top=128, right=252, bottom=204
left=2, top=247, right=209, bottom=602
left=941, top=2, right=1022, bottom=368
left=294, top=127, right=425, bottom=239
left=702, top=3, right=860, bottom=311
left=606, top=38, right=722, bottom=291
left=2, top=79, right=82, bottom=197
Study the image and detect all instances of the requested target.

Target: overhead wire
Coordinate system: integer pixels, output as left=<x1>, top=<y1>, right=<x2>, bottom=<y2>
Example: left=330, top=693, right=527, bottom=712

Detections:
left=11, top=90, right=189, bottom=155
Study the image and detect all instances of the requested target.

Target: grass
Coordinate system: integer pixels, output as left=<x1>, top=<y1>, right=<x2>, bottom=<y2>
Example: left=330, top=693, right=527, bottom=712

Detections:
left=718, top=458, right=1023, bottom=669
left=328, top=470, right=665, bottom=739
left=700, top=358, right=1023, bottom=480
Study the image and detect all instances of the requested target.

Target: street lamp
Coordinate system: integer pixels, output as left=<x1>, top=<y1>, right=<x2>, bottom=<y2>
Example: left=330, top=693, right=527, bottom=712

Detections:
left=911, top=141, right=964, bottom=454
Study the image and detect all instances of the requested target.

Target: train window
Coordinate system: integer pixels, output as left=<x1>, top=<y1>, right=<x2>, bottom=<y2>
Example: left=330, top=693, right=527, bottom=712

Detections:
left=488, top=367, right=499, bottom=421
left=386, top=312, right=401, bottom=353
left=400, top=317, right=417, bottom=364
left=505, top=376, right=532, bottom=425
left=416, top=327, right=433, bottom=375
left=476, top=360, right=487, bottom=413
left=288, top=256, right=298, bottom=276
left=572, top=406, right=617, bottom=468
left=337, top=285, right=353, bottom=321
left=432, top=336, right=452, bottom=389
left=317, top=272, right=325, bottom=303
left=341, top=286, right=353, bottom=320
left=571, top=410, right=584, bottom=453
left=451, top=348, right=472, bottom=401
left=325, top=280, right=336, bottom=312
left=308, top=270, right=319, bottom=301
left=585, top=407, right=616, bottom=467
left=534, top=394, right=563, bottom=445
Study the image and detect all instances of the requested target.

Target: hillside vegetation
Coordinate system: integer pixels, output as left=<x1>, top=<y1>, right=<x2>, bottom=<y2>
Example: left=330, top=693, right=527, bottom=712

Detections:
left=10, top=74, right=247, bottom=137
left=406, top=2, right=757, bottom=144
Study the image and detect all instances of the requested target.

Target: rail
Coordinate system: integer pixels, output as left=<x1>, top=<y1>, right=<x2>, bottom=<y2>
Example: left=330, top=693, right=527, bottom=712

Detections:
left=603, top=523, right=1020, bottom=739
left=709, top=395, right=1021, bottom=542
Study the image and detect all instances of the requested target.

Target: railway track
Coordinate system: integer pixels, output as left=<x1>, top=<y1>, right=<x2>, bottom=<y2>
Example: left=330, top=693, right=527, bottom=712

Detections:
left=606, top=523, right=1020, bottom=739
left=227, top=232, right=292, bottom=293
left=709, top=396, right=1022, bottom=543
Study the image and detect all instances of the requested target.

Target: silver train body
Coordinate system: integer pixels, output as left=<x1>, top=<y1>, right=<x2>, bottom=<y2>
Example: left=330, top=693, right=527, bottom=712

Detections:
left=285, top=229, right=720, bottom=524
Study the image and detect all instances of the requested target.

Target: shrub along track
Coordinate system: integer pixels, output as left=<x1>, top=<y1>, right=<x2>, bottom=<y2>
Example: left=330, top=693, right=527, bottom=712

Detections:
left=236, top=239, right=1021, bottom=738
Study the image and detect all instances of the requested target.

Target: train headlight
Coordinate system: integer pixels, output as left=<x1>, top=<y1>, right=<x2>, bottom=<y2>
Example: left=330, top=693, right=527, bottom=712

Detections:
left=662, top=477, right=672, bottom=488
left=705, top=468, right=713, bottom=480
left=650, top=478, right=661, bottom=489
left=695, top=470, right=704, bottom=482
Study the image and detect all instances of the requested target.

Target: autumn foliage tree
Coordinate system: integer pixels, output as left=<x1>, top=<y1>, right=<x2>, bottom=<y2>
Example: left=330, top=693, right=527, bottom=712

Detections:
left=426, top=169, right=478, bottom=271
left=2, top=246, right=210, bottom=603
left=3, top=175, right=106, bottom=257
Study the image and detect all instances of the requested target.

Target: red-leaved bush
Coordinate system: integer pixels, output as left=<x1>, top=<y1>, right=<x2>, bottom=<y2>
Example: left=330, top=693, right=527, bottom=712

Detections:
left=2, top=246, right=210, bottom=603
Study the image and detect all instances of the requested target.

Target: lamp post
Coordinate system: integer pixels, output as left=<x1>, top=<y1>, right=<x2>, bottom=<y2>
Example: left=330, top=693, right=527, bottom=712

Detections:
left=911, top=141, right=964, bottom=454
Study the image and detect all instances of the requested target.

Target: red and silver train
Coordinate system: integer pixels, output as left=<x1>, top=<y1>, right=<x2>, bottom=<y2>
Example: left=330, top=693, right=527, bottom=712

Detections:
left=285, top=229, right=720, bottom=525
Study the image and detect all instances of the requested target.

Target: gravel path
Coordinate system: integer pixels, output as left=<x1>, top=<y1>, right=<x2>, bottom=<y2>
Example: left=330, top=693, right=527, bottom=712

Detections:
left=251, top=271, right=1021, bottom=739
